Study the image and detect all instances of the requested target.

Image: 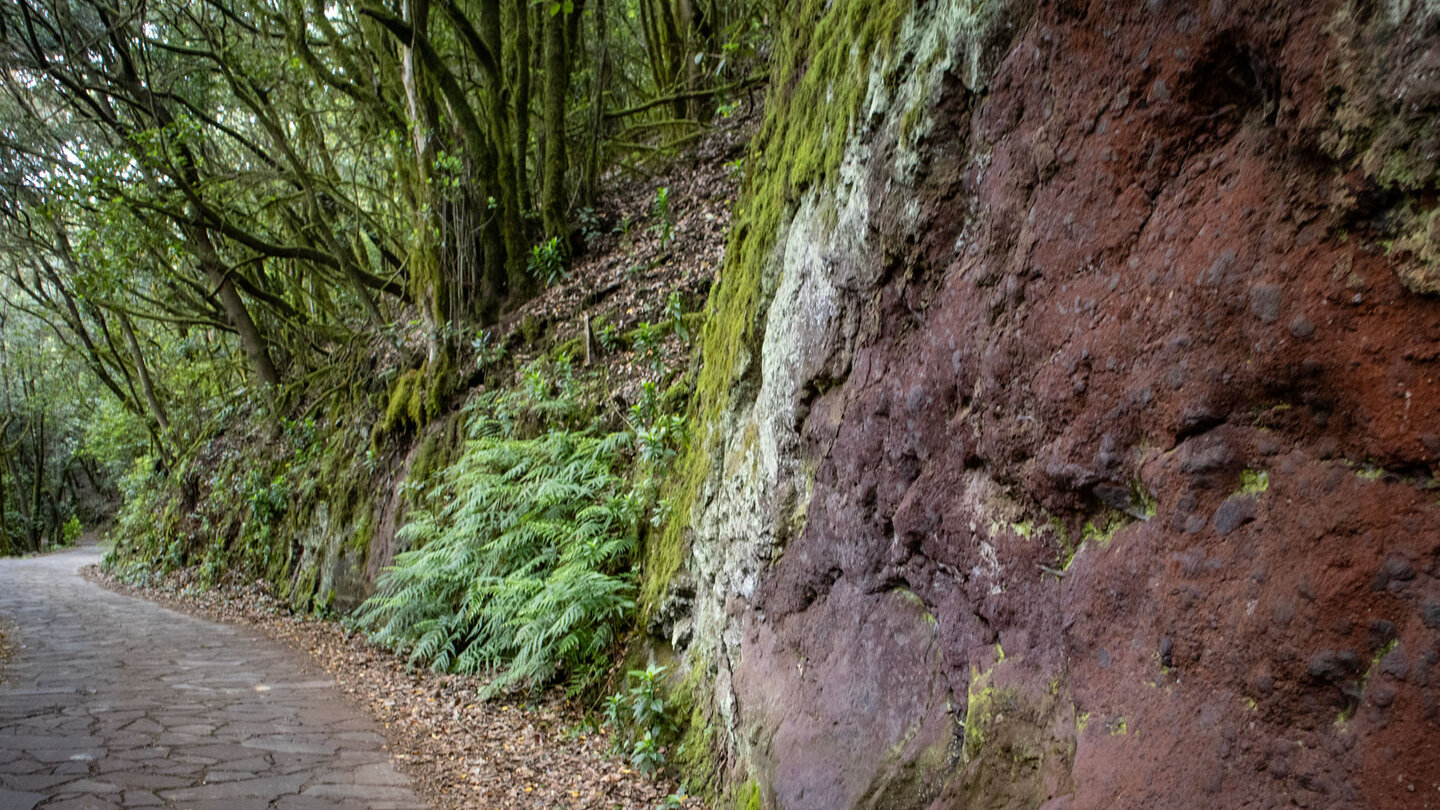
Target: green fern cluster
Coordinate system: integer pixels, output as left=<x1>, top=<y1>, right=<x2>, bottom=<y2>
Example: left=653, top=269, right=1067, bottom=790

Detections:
left=354, top=383, right=640, bottom=696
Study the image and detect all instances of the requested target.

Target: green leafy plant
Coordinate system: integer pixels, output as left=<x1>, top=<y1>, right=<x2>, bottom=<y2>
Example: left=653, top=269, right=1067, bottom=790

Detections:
left=579, top=207, right=603, bottom=246
left=597, top=323, right=620, bottom=354
left=632, top=730, right=664, bottom=775
left=659, top=787, right=690, bottom=810
left=528, top=236, right=567, bottom=286
left=631, top=321, right=664, bottom=372
left=631, top=380, right=661, bottom=425
left=60, top=515, right=82, bottom=546
left=471, top=329, right=506, bottom=369
left=650, top=187, right=674, bottom=248
left=665, top=292, right=689, bottom=341
left=353, top=386, right=638, bottom=696
left=638, top=414, right=686, bottom=467
left=602, top=664, right=677, bottom=776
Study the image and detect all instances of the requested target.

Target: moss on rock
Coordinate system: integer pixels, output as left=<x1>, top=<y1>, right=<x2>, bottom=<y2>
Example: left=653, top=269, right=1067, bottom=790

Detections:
left=643, top=0, right=912, bottom=614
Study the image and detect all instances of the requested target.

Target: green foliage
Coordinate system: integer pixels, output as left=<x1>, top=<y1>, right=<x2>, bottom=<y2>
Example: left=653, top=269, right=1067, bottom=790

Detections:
left=354, top=382, right=643, bottom=696
left=659, top=787, right=691, bottom=809
left=102, top=455, right=181, bottom=583
left=528, top=237, right=568, bottom=287
left=597, top=323, right=621, bottom=354
left=61, top=516, right=83, bottom=546
left=666, top=292, right=690, bottom=342
left=603, top=664, right=678, bottom=775
left=639, top=415, right=688, bottom=467
left=631, top=321, right=665, bottom=372
left=651, top=187, right=675, bottom=249
left=579, top=207, right=604, bottom=247
left=470, top=329, right=507, bottom=370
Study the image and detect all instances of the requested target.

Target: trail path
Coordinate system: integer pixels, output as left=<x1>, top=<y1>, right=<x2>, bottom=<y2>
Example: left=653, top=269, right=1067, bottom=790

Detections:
left=0, top=546, right=428, bottom=810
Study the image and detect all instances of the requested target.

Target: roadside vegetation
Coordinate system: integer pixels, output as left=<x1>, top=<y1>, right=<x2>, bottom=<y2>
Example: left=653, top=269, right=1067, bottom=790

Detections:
left=0, top=0, right=773, bottom=794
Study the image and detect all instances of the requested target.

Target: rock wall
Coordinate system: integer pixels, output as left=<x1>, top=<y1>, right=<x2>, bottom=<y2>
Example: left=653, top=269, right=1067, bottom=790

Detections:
left=670, top=1, right=1440, bottom=807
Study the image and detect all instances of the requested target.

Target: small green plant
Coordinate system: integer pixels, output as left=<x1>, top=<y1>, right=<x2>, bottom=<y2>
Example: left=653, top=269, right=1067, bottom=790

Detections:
left=527, top=236, right=566, bottom=286
left=665, top=291, right=689, bottom=341
left=650, top=187, right=674, bottom=248
left=597, top=323, right=620, bottom=354
left=638, top=414, right=686, bottom=466
left=602, top=691, right=626, bottom=728
left=658, top=786, right=690, bottom=809
left=632, top=729, right=664, bottom=775
left=471, top=329, right=503, bottom=366
left=603, top=664, right=676, bottom=775
left=612, top=214, right=632, bottom=237
left=280, top=416, right=319, bottom=456
left=579, top=207, right=603, bottom=246
left=244, top=470, right=289, bottom=526
left=631, top=321, right=664, bottom=372
left=631, top=380, right=661, bottom=425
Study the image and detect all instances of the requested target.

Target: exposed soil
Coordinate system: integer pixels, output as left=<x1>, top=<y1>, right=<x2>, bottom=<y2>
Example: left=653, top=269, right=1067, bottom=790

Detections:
left=90, top=565, right=707, bottom=810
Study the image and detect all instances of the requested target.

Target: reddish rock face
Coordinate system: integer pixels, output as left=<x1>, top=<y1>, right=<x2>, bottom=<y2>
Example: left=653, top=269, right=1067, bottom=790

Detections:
left=725, top=1, right=1440, bottom=807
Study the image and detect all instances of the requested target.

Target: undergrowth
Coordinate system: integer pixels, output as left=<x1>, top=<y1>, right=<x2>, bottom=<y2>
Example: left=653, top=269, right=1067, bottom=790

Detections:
left=353, top=360, right=685, bottom=696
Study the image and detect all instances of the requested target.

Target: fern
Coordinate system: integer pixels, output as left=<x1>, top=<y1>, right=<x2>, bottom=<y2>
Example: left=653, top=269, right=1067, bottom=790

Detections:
left=354, top=383, right=639, bottom=696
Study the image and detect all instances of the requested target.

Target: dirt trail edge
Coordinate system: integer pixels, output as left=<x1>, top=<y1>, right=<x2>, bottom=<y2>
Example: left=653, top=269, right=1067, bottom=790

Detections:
left=0, top=546, right=428, bottom=810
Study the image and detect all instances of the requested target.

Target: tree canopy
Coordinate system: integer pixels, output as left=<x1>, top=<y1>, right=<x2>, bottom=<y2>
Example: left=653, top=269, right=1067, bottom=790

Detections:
left=0, top=0, right=768, bottom=546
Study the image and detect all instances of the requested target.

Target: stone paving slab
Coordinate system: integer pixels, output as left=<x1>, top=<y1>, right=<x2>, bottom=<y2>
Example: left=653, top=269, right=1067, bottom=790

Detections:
left=0, top=548, right=429, bottom=810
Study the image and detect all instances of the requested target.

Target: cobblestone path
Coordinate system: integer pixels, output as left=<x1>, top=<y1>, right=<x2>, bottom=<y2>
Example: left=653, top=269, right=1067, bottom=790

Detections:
left=0, top=547, right=428, bottom=810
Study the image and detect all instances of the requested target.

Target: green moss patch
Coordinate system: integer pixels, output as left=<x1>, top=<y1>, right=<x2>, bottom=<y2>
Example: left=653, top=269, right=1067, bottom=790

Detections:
left=643, top=0, right=912, bottom=613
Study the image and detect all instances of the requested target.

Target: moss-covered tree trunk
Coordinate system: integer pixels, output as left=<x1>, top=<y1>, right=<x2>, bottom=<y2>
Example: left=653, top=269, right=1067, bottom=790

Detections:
left=191, top=231, right=282, bottom=388
left=118, top=312, right=170, bottom=435
left=539, top=3, right=570, bottom=245
left=512, top=0, right=533, bottom=214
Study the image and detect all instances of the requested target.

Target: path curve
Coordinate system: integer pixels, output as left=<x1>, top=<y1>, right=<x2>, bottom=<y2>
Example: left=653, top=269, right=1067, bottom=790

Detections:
left=0, top=546, right=428, bottom=810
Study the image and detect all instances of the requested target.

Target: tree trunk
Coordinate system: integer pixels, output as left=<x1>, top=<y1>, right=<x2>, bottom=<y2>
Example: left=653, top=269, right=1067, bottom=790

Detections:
left=119, top=312, right=171, bottom=435
left=190, top=230, right=282, bottom=387
left=540, top=3, right=570, bottom=244
left=513, top=0, right=533, bottom=214
left=29, top=414, right=43, bottom=553
left=0, top=461, right=9, bottom=555
left=581, top=0, right=609, bottom=206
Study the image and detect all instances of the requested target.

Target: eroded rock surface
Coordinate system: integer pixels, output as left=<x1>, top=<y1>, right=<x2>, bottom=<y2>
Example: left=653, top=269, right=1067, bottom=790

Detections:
left=675, top=1, right=1440, bottom=807
left=0, top=547, right=425, bottom=810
